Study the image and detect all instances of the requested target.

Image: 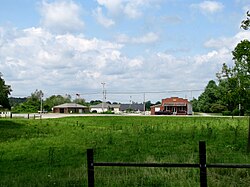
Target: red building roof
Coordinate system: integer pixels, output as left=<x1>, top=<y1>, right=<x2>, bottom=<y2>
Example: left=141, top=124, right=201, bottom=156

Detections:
left=162, top=97, right=188, bottom=105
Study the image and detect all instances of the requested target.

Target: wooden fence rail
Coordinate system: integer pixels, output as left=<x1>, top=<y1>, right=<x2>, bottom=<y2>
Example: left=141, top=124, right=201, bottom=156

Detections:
left=87, top=141, right=250, bottom=187
left=0, top=112, right=42, bottom=119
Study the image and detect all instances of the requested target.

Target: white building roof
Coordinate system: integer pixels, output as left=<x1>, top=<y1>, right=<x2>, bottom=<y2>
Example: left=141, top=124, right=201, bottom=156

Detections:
left=53, top=103, right=88, bottom=108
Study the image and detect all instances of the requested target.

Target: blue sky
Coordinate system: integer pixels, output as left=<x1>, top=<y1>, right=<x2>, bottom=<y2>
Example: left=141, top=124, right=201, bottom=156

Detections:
left=0, top=0, right=249, bottom=103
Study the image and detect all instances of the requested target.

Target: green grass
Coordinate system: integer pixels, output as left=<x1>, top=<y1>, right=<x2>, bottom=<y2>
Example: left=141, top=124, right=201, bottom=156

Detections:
left=0, top=116, right=250, bottom=186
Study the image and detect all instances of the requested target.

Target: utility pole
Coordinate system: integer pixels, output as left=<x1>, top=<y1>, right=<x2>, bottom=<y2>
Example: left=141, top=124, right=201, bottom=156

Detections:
left=129, top=96, right=132, bottom=111
left=40, top=96, right=43, bottom=113
left=143, top=93, right=146, bottom=115
left=39, top=91, right=44, bottom=114
left=101, top=82, right=106, bottom=113
left=239, top=78, right=241, bottom=116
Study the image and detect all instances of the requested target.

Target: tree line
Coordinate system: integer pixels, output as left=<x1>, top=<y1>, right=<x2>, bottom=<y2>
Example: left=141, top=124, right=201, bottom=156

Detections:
left=0, top=86, right=159, bottom=113
left=192, top=11, right=250, bottom=115
left=9, top=90, right=87, bottom=113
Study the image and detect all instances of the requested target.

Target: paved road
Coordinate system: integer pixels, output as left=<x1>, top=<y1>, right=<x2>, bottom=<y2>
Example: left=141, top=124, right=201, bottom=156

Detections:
left=40, top=113, right=146, bottom=119
left=2, top=112, right=228, bottom=119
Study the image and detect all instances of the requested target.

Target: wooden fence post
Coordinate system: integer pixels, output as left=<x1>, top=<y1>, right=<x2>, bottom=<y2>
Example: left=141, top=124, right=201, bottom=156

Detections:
left=87, top=149, right=94, bottom=187
left=199, top=141, right=207, bottom=187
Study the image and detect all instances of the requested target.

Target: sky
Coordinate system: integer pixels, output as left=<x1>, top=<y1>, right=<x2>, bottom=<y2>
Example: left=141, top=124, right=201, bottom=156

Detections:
left=0, top=0, right=249, bottom=103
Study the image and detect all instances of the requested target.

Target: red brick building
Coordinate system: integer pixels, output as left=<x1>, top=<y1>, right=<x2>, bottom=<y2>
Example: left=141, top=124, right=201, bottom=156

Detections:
left=151, top=97, right=192, bottom=115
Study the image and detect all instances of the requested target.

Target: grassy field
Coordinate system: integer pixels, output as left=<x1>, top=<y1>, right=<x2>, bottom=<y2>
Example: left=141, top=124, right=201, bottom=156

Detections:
left=0, top=116, right=250, bottom=186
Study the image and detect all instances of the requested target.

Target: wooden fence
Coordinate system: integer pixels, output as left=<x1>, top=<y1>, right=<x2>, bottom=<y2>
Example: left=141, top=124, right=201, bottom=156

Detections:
left=0, top=112, right=41, bottom=119
left=87, top=141, right=250, bottom=187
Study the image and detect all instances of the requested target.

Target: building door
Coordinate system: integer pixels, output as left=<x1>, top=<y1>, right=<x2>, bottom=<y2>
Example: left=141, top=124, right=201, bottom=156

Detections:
left=60, top=108, right=64, bottom=113
left=173, top=107, right=177, bottom=115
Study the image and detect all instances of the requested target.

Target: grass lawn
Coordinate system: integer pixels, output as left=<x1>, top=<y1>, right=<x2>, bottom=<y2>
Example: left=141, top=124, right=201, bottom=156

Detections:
left=0, top=116, right=250, bottom=186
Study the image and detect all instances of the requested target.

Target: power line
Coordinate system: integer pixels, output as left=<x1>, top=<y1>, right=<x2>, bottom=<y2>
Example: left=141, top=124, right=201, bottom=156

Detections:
left=10, top=89, right=204, bottom=98
left=104, top=89, right=204, bottom=95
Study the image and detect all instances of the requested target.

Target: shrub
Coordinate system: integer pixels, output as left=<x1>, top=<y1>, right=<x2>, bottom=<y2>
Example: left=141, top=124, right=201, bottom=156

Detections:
left=222, top=111, right=232, bottom=116
left=210, top=103, right=227, bottom=113
left=102, top=110, right=114, bottom=114
left=232, top=109, right=240, bottom=116
left=245, top=110, right=250, bottom=116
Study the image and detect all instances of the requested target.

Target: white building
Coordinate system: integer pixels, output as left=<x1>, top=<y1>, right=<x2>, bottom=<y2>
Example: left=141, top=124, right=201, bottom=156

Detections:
left=89, top=103, right=120, bottom=113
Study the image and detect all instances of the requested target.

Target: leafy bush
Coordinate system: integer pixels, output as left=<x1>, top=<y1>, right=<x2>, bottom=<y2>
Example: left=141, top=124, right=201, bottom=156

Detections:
left=245, top=110, right=250, bottom=116
left=210, top=103, right=227, bottom=113
left=102, top=110, right=114, bottom=114
left=232, top=109, right=240, bottom=116
left=12, top=103, right=39, bottom=113
left=222, top=111, right=232, bottom=116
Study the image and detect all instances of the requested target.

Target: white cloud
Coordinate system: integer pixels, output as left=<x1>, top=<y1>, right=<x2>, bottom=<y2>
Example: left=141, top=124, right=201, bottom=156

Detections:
left=97, top=0, right=123, bottom=15
left=204, top=31, right=250, bottom=49
left=0, top=25, right=223, bottom=100
left=93, top=7, right=115, bottom=27
left=0, top=26, right=147, bottom=97
left=193, top=49, right=231, bottom=66
left=76, top=70, right=101, bottom=79
left=40, top=0, right=84, bottom=33
left=96, top=0, right=154, bottom=19
left=132, top=32, right=159, bottom=43
left=1, top=13, right=249, bottom=102
left=123, top=1, right=143, bottom=19
left=116, top=32, right=159, bottom=44
left=191, top=1, right=224, bottom=14
left=128, top=58, right=143, bottom=67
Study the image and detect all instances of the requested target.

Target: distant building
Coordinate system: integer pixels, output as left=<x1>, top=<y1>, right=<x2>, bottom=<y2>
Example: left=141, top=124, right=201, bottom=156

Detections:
left=53, top=103, right=89, bottom=113
left=151, top=97, right=192, bottom=115
left=119, top=103, right=144, bottom=112
left=89, top=103, right=144, bottom=113
left=89, top=103, right=120, bottom=113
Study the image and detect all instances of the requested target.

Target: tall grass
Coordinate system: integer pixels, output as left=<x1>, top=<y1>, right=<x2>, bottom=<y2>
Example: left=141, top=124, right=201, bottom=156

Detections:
left=0, top=116, right=249, bottom=186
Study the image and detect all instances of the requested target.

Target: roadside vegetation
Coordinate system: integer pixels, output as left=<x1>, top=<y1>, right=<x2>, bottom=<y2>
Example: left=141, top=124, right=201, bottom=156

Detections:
left=0, top=116, right=250, bottom=186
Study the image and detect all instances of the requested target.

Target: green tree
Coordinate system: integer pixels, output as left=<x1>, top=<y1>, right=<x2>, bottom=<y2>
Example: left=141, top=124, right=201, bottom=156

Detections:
left=241, top=11, right=250, bottom=30
left=29, top=89, right=44, bottom=103
left=9, top=97, right=27, bottom=107
left=190, top=98, right=199, bottom=112
left=12, top=89, right=44, bottom=113
left=216, top=66, right=239, bottom=113
left=197, top=80, right=220, bottom=112
left=216, top=40, right=250, bottom=115
left=233, top=40, right=250, bottom=75
left=145, top=100, right=152, bottom=111
left=43, top=95, right=71, bottom=112
left=73, top=97, right=86, bottom=105
left=89, top=100, right=102, bottom=105
left=0, top=73, right=12, bottom=109
left=155, top=101, right=161, bottom=105
left=232, top=40, right=250, bottom=114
